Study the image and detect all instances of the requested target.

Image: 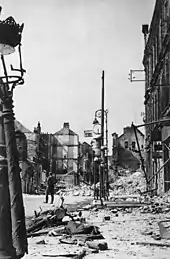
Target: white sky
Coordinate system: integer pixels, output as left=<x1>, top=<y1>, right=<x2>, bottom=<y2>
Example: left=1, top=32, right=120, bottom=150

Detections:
left=0, top=0, right=155, bottom=152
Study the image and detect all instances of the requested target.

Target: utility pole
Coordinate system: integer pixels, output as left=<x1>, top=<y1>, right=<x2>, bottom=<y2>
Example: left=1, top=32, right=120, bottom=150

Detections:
left=105, top=110, right=109, bottom=198
left=100, top=70, right=105, bottom=199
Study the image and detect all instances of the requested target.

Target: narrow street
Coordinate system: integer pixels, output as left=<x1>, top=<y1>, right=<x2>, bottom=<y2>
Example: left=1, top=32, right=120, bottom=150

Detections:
left=1, top=1, right=170, bottom=259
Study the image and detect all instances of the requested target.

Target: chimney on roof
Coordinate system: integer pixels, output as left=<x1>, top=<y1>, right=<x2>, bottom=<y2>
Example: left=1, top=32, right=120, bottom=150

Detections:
left=63, top=122, right=69, bottom=129
left=37, top=121, right=41, bottom=134
left=34, top=127, right=37, bottom=133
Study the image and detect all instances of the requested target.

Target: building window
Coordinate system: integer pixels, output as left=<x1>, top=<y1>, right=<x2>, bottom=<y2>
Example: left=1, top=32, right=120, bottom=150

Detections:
left=132, top=141, right=136, bottom=150
left=124, top=141, right=128, bottom=149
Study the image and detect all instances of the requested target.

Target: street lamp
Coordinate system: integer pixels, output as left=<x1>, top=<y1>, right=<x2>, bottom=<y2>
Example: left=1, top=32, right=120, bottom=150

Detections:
left=0, top=12, right=27, bottom=259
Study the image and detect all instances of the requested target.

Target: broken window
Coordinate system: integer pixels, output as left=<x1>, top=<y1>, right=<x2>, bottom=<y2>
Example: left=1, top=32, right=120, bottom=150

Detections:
left=132, top=141, right=136, bottom=150
left=124, top=141, right=128, bottom=149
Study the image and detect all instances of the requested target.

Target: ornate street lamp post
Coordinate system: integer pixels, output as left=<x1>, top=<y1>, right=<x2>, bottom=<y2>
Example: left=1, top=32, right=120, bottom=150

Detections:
left=0, top=11, right=27, bottom=259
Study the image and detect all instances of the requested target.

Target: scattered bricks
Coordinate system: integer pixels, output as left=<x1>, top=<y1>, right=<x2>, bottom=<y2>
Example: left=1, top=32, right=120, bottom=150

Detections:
left=78, top=240, right=85, bottom=246
left=36, top=239, right=46, bottom=245
left=80, top=218, right=86, bottom=223
left=62, top=216, right=72, bottom=223
left=151, top=234, right=161, bottom=241
left=86, top=240, right=108, bottom=251
left=111, top=209, right=118, bottom=214
left=103, top=216, right=110, bottom=221
left=163, top=208, right=170, bottom=212
left=141, top=230, right=153, bottom=236
left=92, top=207, right=99, bottom=212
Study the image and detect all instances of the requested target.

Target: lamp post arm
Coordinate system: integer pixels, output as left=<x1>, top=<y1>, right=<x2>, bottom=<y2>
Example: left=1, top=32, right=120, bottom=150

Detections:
left=10, top=43, right=26, bottom=77
left=1, top=55, right=9, bottom=87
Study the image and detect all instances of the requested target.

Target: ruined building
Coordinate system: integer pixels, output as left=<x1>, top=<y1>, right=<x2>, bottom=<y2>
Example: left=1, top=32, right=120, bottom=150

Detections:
left=112, top=126, right=145, bottom=171
left=52, top=122, right=79, bottom=185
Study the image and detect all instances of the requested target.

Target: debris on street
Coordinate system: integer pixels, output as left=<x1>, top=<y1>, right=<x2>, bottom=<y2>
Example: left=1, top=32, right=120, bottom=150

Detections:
left=109, top=170, right=147, bottom=197
left=25, top=197, right=109, bottom=259
left=27, top=207, right=66, bottom=235
left=24, top=169, right=170, bottom=259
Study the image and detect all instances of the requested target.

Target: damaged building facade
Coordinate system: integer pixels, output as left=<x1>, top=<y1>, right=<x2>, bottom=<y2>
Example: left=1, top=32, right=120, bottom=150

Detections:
left=53, top=123, right=79, bottom=185
left=143, top=0, right=170, bottom=193
left=112, top=126, right=144, bottom=171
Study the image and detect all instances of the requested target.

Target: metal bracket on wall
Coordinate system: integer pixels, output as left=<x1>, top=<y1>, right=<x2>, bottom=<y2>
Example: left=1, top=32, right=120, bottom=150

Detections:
left=128, top=69, right=145, bottom=82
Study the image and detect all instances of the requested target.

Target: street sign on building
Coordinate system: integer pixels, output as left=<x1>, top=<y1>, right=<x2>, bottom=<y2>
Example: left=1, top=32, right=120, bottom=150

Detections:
left=84, top=130, right=93, bottom=137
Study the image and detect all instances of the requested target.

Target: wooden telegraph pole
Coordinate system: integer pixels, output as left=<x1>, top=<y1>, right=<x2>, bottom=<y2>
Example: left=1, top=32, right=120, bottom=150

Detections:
left=100, top=71, right=105, bottom=199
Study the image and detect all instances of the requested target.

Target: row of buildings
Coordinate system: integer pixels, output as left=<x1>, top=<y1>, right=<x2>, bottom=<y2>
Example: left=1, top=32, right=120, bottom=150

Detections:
left=15, top=121, right=93, bottom=193
left=142, top=0, right=170, bottom=194
left=16, top=121, right=146, bottom=194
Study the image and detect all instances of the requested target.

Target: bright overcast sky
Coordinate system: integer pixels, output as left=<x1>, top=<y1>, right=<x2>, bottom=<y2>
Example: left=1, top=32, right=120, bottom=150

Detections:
left=0, top=0, right=155, bottom=151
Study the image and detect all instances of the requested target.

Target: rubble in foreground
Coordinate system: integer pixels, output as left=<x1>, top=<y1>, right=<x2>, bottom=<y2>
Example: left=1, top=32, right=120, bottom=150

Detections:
left=24, top=168, right=170, bottom=259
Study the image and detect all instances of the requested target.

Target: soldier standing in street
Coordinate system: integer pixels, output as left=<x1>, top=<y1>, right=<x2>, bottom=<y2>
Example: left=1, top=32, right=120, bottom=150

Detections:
left=45, top=172, right=55, bottom=204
